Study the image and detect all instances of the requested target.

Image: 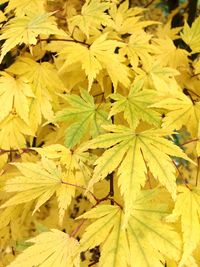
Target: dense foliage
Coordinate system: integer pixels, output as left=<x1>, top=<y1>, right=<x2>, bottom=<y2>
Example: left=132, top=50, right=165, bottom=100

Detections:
left=0, top=0, right=200, bottom=266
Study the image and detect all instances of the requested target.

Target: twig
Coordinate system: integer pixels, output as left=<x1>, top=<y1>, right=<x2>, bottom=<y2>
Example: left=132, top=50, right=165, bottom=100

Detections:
left=38, top=37, right=90, bottom=48
left=181, top=138, right=199, bottom=146
left=172, top=160, right=191, bottom=190
left=144, top=0, right=157, bottom=8
left=0, top=148, right=34, bottom=155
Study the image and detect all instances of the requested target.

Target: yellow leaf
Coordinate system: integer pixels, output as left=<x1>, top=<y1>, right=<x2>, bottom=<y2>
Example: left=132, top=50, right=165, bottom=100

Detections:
left=0, top=114, right=34, bottom=149
left=0, top=12, right=67, bottom=63
left=68, top=0, right=111, bottom=37
left=79, top=190, right=181, bottom=267
left=181, top=17, right=200, bottom=53
left=82, top=125, right=193, bottom=224
left=0, top=158, right=76, bottom=225
left=59, top=34, right=130, bottom=90
left=0, top=72, right=34, bottom=123
left=152, top=91, right=200, bottom=137
left=7, top=229, right=80, bottom=267
left=6, top=56, right=66, bottom=130
left=167, top=186, right=200, bottom=267
left=5, top=0, right=46, bottom=17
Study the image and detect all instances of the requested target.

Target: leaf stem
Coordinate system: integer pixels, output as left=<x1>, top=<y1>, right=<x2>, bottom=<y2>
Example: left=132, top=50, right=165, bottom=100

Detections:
left=70, top=218, right=85, bottom=237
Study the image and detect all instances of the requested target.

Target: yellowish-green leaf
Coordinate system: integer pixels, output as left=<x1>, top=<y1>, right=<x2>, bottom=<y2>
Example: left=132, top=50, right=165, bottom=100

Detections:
left=109, top=81, right=161, bottom=129
left=7, top=229, right=80, bottom=267
left=167, top=186, right=200, bottom=267
left=55, top=89, right=111, bottom=148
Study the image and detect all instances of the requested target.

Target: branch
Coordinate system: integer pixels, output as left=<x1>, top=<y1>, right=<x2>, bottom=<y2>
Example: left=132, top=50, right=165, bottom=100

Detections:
left=0, top=148, right=34, bottom=155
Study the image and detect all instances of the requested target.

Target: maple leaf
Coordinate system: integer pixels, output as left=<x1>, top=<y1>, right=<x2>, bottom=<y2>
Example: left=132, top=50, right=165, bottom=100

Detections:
left=120, top=30, right=156, bottom=67
left=6, top=56, right=65, bottom=130
left=81, top=124, right=193, bottom=224
left=108, top=0, right=157, bottom=34
left=0, top=158, right=77, bottom=225
left=132, top=56, right=179, bottom=91
left=54, top=89, right=111, bottom=149
left=58, top=34, right=130, bottom=90
left=78, top=190, right=181, bottom=267
left=7, top=229, right=80, bottom=267
left=109, top=81, right=161, bottom=129
left=68, top=0, right=111, bottom=37
left=181, top=17, right=200, bottom=53
left=0, top=114, right=34, bottom=149
left=152, top=91, right=200, bottom=137
left=0, top=72, right=34, bottom=123
left=5, top=0, right=46, bottom=17
left=0, top=12, right=67, bottom=63
left=167, top=186, right=200, bottom=267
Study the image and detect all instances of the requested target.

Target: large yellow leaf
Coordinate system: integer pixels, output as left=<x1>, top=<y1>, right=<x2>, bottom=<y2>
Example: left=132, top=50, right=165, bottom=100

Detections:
left=0, top=158, right=76, bottom=225
left=81, top=125, right=193, bottom=224
left=78, top=190, right=181, bottom=267
left=0, top=12, right=67, bottom=63
left=59, top=34, right=130, bottom=90
left=167, top=186, right=200, bottom=267
left=7, top=229, right=80, bottom=267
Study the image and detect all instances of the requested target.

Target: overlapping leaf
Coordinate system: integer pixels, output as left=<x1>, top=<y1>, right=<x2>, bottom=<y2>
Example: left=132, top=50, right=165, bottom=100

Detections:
left=55, top=89, right=111, bottom=148
left=5, top=0, right=46, bottom=17
left=82, top=125, right=193, bottom=224
left=6, top=56, right=65, bottom=130
left=0, top=158, right=77, bottom=225
left=167, top=186, right=200, bottom=267
left=78, top=190, right=181, bottom=267
left=0, top=12, right=67, bottom=62
left=59, top=34, right=130, bottom=90
left=109, top=81, right=161, bottom=129
left=0, top=72, right=34, bottom=123
left=181, top=17, right=200, bottom=53
left=7, top=229, right=80, bottom=267
left=68, top=0, right=111, bottom=37
left=152, top=91, right=200, bottom=136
